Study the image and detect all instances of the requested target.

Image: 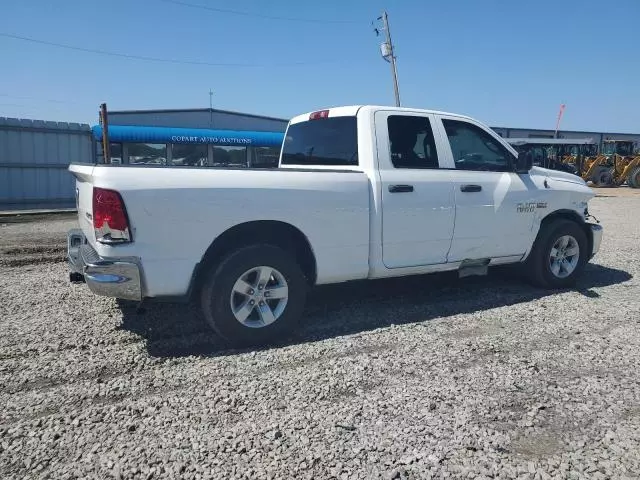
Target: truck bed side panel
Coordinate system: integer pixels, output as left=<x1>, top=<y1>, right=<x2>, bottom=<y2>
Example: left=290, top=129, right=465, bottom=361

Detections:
left=75, top=166, right=371, bottom=297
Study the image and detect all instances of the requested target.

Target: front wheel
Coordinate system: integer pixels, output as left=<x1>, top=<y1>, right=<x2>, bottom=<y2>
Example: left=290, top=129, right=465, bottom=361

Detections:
left=593, top=167, right=614, bottom=187
left=525, top=219, right=588, bottom=289
left=200, top=244, right=308, bottom=347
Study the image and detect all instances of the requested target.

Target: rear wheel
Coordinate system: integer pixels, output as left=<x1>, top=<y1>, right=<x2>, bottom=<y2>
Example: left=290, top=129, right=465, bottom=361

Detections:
left=526, top=219, right=588, bottom=289
left=628, top=166, right=640, bottom=188
left=200, top=244, right=307, bottom=347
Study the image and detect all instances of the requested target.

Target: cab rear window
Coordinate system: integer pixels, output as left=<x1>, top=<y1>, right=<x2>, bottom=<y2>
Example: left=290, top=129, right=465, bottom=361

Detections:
left=281, top=116, right=358, bottom=166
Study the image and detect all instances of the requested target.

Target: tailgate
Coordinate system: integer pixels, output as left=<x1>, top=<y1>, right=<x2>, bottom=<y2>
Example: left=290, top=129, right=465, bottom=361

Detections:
left=69, top=164, right=96, bottom=244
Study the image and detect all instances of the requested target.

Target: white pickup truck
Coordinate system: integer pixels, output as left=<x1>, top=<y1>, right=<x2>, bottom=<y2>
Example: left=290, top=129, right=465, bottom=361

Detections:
left=68, top=105, right=602, bottom=346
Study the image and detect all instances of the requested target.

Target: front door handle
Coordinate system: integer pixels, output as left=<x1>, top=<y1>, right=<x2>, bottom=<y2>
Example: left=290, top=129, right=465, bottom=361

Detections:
left=460, top=184, right=482, bottom=192
left=389, top=184, right=414, bottom=193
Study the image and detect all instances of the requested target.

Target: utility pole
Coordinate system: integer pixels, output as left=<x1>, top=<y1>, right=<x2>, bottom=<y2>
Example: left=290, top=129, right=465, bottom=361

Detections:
left=373, top=10, right=400, bottom=107
left=376, top=11, right=400, bottom=107
left=99, top=103, right=110, bottom=164
left=383, top=11, right=400, bottom=107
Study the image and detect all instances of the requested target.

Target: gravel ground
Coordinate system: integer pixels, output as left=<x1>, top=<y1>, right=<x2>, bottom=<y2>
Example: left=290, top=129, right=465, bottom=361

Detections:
left=1, top=194, right=639, bottom=480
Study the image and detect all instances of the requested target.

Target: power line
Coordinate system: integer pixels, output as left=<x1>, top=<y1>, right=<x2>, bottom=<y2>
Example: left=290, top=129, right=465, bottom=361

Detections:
left=0, top=93, right=82, bottom=105
left=0, top=103, right=66, bottom=112
left=0, top=32, right=348, bottom=67
left=157, top=0, right=359, bottom=23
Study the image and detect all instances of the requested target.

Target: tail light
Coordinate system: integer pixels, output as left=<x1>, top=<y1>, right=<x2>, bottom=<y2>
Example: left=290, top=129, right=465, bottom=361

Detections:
left=92, top=187, right=132, bottom=244
left=309, top=110, right=329, bottom=120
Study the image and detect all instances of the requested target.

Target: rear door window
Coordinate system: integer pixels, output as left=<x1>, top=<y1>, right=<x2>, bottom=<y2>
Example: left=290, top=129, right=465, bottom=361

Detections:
left=387, top=115, right=440, bottom=169
left=281, top=117, right=358, bottom=166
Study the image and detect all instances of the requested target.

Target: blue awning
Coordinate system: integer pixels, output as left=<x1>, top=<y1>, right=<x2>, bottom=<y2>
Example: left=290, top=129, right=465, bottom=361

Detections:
left=91, top=125, right=284, bottom=147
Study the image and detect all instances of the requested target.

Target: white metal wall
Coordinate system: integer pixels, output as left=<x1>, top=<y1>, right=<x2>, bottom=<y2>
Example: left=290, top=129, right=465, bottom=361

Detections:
left=0, top=117, right=93, bottom=209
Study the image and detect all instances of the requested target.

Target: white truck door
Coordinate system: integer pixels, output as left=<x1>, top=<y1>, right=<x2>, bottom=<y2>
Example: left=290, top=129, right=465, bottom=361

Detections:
left=433, top=115, right=538, bottom=262
left=374, top=110, right=456, bottom=268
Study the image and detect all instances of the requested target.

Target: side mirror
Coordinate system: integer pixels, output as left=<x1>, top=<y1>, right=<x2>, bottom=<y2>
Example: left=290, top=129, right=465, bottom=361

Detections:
left=515, top=151, right=533, bottom=173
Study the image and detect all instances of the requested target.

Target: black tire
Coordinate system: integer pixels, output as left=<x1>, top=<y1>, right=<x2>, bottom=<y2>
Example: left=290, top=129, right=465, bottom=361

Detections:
left=200, top=244, right=308, bottom=347
left=525, top=219, right=588, bottom=289
left=593, top=167, right=614, bottom=187
left=628, top=166, right=640, bottom=188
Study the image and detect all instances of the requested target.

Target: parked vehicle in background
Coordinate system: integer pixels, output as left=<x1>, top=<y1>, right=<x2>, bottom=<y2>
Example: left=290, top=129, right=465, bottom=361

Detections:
left=505, top=138, right=593, bottom=175
left=68, top=105, right=603, bottom=346
left=599, top=140, right=640, bottom=188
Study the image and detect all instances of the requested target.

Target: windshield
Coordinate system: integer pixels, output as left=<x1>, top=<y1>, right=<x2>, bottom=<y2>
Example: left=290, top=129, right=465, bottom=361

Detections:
left=583, top=144, right=598, bottom=156
left=617, top=142, right=634, bottom=156
left=281, top=117, right=358, bottom=166
left=601, top=141, right=634, bottom=156
left=602, top=143, right=616, bottom=155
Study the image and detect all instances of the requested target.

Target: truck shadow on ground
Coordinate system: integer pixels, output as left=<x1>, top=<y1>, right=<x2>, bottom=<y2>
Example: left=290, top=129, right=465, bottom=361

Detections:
left=117, top=263, right=632, bottom=358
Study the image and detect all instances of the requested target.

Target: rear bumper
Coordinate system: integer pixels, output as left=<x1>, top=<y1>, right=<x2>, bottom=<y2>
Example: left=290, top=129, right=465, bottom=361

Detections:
left=67, top=229, right=142, bottom=301
left=589, top=222, right=603, bottom=258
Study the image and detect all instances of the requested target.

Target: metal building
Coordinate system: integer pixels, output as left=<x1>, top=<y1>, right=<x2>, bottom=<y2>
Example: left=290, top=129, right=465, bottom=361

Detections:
left=96, top=108, right=288, bottom=168
left=0, top=117, right=93, bottom=209
left=0, top=108, right=287, bottom=210
left=491, top=126, right=640, bottom=147
left=108, top=108, right=287, bottom=132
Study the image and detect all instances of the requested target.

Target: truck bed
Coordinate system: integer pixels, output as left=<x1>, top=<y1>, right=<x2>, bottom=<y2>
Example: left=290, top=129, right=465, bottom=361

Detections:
left=69, top=164, right=372, bottom=297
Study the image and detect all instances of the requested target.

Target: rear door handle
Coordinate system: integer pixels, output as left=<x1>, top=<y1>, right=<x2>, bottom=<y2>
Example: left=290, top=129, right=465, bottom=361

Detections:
left=460, top=184, right=482, bottom=192
left=388, top=184, right=414, bottom=193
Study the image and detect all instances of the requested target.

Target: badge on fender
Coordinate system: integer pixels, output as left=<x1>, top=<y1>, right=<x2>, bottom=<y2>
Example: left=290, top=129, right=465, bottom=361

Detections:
left=517, top=201, right=547, bottom=213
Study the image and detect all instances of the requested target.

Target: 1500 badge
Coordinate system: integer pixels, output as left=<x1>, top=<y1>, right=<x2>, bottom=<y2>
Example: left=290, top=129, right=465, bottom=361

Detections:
left=517, top=201, right=547, bottom=213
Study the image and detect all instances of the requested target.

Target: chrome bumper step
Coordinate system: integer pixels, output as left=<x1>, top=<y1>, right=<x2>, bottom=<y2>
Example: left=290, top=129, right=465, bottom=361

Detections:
left=67, top=229, right=142, bottom=301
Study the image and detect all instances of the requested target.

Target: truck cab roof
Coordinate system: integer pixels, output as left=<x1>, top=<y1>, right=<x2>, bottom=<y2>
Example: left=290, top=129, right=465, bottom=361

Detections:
left=289, top=105, right=475, bottom=125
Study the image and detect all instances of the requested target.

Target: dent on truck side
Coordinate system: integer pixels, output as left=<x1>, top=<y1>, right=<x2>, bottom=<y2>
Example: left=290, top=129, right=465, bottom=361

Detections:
left=515, top=169, right=594, bottom=261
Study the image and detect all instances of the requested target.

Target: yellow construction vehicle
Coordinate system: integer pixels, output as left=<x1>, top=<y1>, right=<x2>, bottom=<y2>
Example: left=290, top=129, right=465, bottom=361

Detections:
left=505, top=138, right=591, bottom=175
left=503, top=137, right=639, bottom=187
left=597, top=140, right=640, bottom=188
left=579, top=151, right=611, bottom=186
left=560, top=143, right=598, bottom=166
left=554, top=142, right=605, bottom=183
left=630, top=165, right=640, bottom=188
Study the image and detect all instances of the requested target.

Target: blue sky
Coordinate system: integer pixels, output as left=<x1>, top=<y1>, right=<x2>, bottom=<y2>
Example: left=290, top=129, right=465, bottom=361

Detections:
left=1, top=0, right=638, bottom=132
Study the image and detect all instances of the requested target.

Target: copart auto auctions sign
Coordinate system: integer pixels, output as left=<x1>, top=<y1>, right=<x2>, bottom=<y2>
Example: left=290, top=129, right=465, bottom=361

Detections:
left=170, top=135, right=253, bottom=145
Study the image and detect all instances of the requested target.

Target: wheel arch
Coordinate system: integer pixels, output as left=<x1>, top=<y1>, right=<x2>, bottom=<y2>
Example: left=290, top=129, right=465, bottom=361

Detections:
left=540, top=208, right=585, bottom=227
left=524, top=209, right=593, bottom=261
left=188, top=220, right=317, bottom=301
